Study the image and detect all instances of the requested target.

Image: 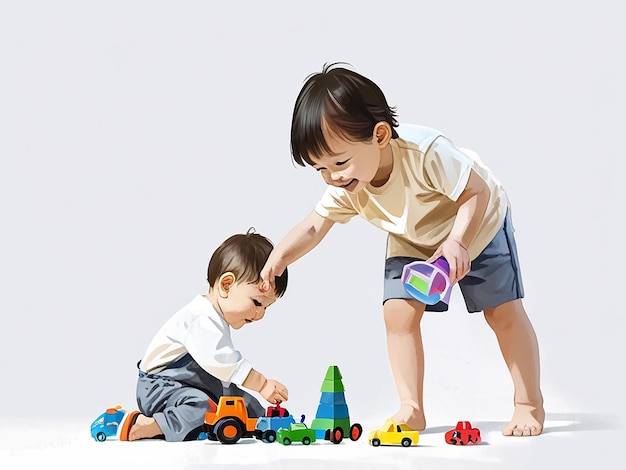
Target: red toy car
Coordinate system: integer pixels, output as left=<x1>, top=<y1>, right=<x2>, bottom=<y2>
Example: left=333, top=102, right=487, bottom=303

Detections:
left=445, top=421, right=481, bottom=445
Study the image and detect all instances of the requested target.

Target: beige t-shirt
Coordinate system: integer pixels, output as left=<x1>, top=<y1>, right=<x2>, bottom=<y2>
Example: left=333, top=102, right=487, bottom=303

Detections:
left=314, top=124, right=509, bottom=260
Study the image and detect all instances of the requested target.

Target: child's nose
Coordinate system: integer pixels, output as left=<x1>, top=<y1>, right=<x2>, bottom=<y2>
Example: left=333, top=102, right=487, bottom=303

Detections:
left=253, top=308, right=265, bottom=320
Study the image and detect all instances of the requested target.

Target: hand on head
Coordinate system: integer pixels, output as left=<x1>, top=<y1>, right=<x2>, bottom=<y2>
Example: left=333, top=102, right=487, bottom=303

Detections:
left=260, top=258, right=286, bottom=294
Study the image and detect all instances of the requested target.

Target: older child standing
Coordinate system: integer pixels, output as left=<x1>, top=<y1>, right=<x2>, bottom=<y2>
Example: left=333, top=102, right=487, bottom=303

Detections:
left=261, top=64, right=543, bottom=437
left=130, top=229, right=289, bottom=441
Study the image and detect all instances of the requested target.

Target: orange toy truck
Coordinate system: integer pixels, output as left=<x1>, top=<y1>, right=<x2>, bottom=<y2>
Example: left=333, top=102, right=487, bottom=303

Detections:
left=203, top=396, right=258, bottom=444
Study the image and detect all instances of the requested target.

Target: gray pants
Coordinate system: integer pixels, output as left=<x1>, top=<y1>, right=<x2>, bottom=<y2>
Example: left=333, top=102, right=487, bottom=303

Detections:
left=136, top=354, right=265, bottom=441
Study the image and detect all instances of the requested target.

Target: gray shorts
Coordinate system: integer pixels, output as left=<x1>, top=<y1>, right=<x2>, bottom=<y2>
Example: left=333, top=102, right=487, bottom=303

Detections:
left=383, top=209, right=524, bottom=313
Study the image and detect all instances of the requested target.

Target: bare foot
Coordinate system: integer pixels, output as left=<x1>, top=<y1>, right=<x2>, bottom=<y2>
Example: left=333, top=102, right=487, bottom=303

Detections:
left=128, top=414, right=163, bottom=441
left=390, top=402, right=426, bottom=431
left=502, top=403, right=545, bottom=436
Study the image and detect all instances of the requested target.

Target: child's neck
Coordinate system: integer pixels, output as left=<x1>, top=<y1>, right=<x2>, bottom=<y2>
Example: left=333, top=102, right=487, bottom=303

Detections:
left=205, top=290, right=225, bottom=319
left=370, top=144, right=393, bottom=187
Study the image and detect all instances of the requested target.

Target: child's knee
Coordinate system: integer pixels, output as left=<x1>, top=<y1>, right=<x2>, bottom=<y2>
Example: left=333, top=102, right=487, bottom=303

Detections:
left=484, top=299, right=525, bottom=331
left=383, top=299, right=424, bottom=331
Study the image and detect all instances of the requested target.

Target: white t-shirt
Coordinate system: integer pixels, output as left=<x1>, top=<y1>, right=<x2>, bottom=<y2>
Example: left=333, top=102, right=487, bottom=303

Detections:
left=138, top=295, right=253, bottom=385
left=314, top=124, right=509, bottom=260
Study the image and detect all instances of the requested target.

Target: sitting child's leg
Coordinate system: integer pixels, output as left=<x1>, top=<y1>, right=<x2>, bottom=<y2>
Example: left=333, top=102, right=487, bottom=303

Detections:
left=136, top=367, right=214, bottom=442
left=135, top=388, right=211, bottom=442
left=129, top=414, right=163, bottom=441
left=484, top=299, right=544, bottom=436
left=383, top=298, right=427, bottom=431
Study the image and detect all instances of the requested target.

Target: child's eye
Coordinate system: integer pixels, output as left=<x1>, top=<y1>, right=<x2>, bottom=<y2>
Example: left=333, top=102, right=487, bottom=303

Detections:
left=336, top=160, right=348, bottom=166
left=253, top=300, right=262, bottom=307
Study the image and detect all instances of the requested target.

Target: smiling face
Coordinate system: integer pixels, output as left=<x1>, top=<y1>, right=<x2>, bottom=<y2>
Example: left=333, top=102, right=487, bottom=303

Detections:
left=311, top=121, right=394, bottom=193
left=210, top=275, right=278, bottom=330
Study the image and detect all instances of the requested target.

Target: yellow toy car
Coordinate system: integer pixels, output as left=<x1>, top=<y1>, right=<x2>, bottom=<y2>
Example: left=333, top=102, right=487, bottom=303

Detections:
left=368, top=419, right=420, bottom=447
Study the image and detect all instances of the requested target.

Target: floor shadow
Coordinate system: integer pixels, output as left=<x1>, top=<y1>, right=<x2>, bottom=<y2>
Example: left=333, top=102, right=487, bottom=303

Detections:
left=186, top=461, right=405, bottom=470
left=421, top=412, right=620, bottom=436
left=420, top=425, right=454, bottom=435
left=471, top=412, right=620, bottom=435
left=542, top=412, right=621, bottom=433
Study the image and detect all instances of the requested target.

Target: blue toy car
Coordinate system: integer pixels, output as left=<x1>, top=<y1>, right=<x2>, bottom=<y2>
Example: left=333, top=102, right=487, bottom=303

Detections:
left=254, top=404, right=301, bottom=443
left=90, top=406, right=132, bottom=442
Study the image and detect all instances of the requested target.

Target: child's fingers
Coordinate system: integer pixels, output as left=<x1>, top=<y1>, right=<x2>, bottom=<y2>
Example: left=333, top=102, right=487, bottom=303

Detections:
left=263, top=380, right=288, bottom=404
left=450, top=257, right=471, bottom=284
left=275, top=381, right=288, bottom=400
left=259, top=267, right=275, bottom=293
left=276, top=387, right=288, bottom=403
left=457, top=258, right=470, bottom=281
left=271, top=387, right=288, bottom=404
left=448, top=258, right=457, bottom=284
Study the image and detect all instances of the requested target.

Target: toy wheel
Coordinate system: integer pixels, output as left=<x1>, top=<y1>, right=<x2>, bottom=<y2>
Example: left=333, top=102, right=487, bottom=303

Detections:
left=214, top=417, right=243, bottom=444
left=282, top=437, right=292, bottom=445
left=371, top=438, right=381, bottom=447
left=401, top=438, right=412, bottom=447
left=95, top=432, right=106, bottom=442
left=330, top=426, right=344, bottom=444
left=349, top=423, right=362, bottom=441
left=262, top=430, right=276, bottom=443
left=302, top=436, right=311, bottom=445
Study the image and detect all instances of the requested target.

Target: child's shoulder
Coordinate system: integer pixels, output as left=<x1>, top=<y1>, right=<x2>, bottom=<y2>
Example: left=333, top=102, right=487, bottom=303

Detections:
left=396, top=123, right=444, bottom=153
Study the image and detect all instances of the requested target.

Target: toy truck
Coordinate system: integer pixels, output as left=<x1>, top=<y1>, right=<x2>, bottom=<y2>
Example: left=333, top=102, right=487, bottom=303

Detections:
left=445, top=421, right=482, bottom=445
left=254, top=403, right=297, bottom=443
left=368, top=419, right=420, bottom=447
left=90, top=406, right=139, bottom=442
left=203, top=396, right=258, bottom=444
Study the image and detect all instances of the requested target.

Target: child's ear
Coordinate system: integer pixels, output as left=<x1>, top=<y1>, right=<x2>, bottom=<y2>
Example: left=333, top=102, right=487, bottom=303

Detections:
left=218, top=272, right=236, bottom=297
left=373, top=122, right=393, bottom=148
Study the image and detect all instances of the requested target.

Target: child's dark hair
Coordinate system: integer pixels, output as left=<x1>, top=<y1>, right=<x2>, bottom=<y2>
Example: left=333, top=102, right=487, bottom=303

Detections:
left=291, top=62, right=399, bottom=167
left=207, top=228, right=288, bottom=297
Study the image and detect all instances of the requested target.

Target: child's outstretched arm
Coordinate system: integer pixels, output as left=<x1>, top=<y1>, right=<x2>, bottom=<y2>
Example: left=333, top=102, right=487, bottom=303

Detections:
left=427, top=169, right=490, bottom=284
left=243, top=368, right=289, bottom=404
left=261, top=211, right=334, bottom=292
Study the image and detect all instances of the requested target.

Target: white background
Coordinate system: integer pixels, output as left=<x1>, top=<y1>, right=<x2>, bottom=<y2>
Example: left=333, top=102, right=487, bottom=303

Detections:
left=1, top=1, right=624, bottom=468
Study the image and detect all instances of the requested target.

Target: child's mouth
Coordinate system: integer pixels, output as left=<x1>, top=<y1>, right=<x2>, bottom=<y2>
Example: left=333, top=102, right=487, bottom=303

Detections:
left=339, top=179, right=357, bottom=190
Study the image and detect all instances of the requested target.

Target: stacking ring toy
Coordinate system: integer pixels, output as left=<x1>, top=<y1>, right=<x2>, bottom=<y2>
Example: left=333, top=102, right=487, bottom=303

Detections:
left=401, top=257, right=451, bottom=305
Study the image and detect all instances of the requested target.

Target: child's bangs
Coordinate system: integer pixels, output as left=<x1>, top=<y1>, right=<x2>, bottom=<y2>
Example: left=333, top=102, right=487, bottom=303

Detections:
left=291, top=94, right=366, bottom=166
left=291, top=93, right=334, bottom=166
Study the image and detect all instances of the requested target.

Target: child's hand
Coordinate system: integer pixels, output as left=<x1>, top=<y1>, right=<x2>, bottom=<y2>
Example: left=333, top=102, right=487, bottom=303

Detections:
left=260, top=379, right=289, bottom=404
left=260, top=258, right=286, bottom=293
left=427, top=239, right=470, bottom=284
